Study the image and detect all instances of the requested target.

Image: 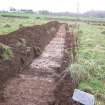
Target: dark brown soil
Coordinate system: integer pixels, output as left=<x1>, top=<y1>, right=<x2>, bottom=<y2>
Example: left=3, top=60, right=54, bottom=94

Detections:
left=0, top=22, right=79, bottom=105
left=0, top=21, right=61, bottom=101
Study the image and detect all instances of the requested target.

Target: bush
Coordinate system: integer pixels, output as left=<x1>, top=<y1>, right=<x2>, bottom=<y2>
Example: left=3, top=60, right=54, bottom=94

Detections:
left=101, top=31, right=105, bottom=35
left=4, top=24, right=11, bottom=28
left=19, top=24, right=24, bottom=28
left=36, top=17, right=40, bottom=19
left=69, top=63, right=90, bottom=85
left=0, top=43, right=13, bottom=60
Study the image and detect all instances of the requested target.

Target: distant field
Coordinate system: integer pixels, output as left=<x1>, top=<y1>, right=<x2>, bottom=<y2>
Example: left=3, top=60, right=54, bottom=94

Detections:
left=1, top=12, right=105, bottom=35
left=0, top=12, right=49, bottom=35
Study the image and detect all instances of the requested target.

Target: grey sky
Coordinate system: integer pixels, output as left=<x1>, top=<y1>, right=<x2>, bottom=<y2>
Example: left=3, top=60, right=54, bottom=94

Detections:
left=0, top=0, right=105, bottom=13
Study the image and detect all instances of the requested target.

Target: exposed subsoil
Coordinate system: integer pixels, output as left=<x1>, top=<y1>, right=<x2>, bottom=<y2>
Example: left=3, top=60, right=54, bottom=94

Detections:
left=0, top=22, right=79, bottom=105
left=0, top=21, right=61, bottom=101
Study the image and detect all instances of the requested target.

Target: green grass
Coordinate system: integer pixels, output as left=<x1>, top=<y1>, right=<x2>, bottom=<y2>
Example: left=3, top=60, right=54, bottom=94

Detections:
left=0, top=43, right=13, bottom=60
left=0, top=12, right=50, bottom=35
left=69, top=22, right=105, bottom=104
left=78, top=79, right=105, bottom=94
left=1, top=12, right=105, bottom=35
left=78, top=23, right=105, bottom=79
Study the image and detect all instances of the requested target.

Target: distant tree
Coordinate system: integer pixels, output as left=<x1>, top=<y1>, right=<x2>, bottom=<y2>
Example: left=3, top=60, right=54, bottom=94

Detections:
left=83, top=10, right=105, bottom=18
left=10, top=7, right=16, bottom=12
left=38, top=10, right=50, bottom=15
left=20, top=9, right=33, bottom=13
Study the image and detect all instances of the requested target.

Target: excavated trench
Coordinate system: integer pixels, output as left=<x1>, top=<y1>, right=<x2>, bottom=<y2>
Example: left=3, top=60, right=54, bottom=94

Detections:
left=0, top=22, right=79, bottom=105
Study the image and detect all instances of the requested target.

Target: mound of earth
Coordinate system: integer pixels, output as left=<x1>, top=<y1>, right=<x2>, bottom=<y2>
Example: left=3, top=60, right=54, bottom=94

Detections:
left=0, top=21, right=61, bottom=100
left=0, top=22, right=79, bottom=105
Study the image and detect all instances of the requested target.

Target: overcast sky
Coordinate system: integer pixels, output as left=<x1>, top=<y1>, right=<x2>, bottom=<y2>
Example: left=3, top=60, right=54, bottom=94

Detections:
left=0, top=0, right=105, bottom=13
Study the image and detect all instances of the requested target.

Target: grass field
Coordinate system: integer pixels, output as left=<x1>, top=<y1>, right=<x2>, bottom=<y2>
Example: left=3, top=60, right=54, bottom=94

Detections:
left=78, top=23, right=105, bottom=88
left=1, top=12, right=105, bottom=35
left=0, top=12, right=50, bottom=35
left=0, top=12, right=105, bottom=104
left=70, top=22, right=105, bottom=105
